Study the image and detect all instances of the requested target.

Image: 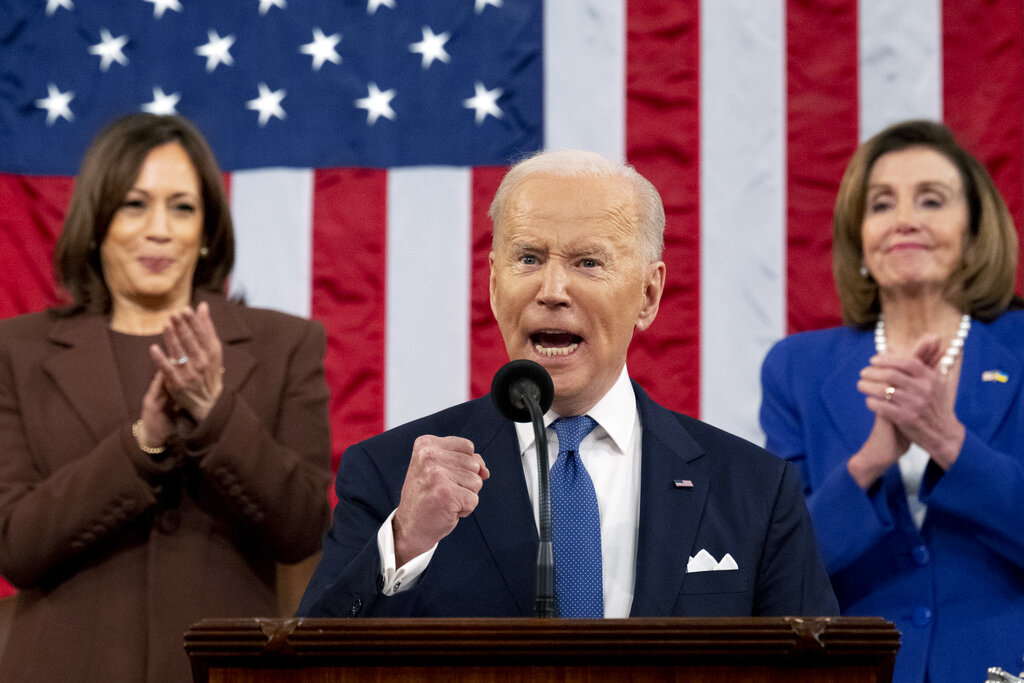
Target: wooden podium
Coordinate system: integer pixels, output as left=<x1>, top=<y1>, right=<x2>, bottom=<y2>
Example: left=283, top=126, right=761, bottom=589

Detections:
left=185, top=616, right=898, bottom=682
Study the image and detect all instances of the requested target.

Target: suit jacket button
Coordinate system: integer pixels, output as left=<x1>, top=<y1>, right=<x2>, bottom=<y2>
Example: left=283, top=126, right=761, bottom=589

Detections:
left=911, top=544, right=930, bottom=566
left=350, top=599, right=363, bottom=617
left=157, top=510, right=181, bottom=534
left=912, top=606, right=932, bottom=627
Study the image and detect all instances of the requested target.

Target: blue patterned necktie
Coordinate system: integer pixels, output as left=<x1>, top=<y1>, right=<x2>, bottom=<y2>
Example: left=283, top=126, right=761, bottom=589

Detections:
left=550, top=415, right=603, bottom=618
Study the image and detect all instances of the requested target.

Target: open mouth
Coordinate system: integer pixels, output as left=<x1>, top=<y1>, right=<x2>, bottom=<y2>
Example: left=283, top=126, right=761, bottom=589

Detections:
left=531, top=330, right=582, bottom=357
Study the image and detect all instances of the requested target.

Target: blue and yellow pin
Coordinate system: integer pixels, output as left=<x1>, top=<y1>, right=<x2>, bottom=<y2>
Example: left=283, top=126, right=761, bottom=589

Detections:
left=982, top=370, right=1009, bottom=383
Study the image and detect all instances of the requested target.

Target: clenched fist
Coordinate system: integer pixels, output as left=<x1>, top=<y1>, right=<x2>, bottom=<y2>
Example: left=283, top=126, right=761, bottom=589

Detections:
left=393, top=435, right=490, bottom=566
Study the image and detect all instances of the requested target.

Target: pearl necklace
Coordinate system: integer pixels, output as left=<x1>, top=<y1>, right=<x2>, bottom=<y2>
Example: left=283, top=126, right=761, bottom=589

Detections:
left=874, top=313, right=971, bottom=375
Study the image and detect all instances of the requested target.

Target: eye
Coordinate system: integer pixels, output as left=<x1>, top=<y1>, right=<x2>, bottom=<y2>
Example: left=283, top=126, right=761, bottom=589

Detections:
left=867, top=197, right=892, bottom=214
left=580, top=258, right=597, bottom=268
left=172, top=201, right=198, bottom=215
left=520, top=254, right=538, bottom=265
left=919, top=194, right=945, bottom=209
left=120, top=198, right=146, bottom=211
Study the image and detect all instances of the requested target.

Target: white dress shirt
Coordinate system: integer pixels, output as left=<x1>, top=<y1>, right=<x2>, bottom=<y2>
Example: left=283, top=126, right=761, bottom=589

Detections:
left=516, top=365, right=642, bottom=617
left=376, top=365, right=643, bottom=618
left=899, top=444, right=930, bottom=529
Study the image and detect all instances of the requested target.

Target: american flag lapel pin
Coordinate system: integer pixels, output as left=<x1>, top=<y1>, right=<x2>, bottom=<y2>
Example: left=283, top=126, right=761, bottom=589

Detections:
left=674, top=479, right=694, bottom=488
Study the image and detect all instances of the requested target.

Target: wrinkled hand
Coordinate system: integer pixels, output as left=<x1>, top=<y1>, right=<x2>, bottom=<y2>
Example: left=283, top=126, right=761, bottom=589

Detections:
left=149, top=301, right=224, bottom=423
left=392, top=435, right=490, bottom=567
left=848, top=335, right=942, bottom=488
left=853, top=333, right=965, bottom=481
left=846, top=414, right=910, bottom=489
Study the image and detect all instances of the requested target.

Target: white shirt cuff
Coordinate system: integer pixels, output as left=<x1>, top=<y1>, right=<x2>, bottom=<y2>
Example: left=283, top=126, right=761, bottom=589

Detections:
left=376, top=508, right=438, bottom=595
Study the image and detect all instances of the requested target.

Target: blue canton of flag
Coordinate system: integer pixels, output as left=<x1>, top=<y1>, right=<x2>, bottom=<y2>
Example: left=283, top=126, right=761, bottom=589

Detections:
left=0, top=0, right=543, bottom=174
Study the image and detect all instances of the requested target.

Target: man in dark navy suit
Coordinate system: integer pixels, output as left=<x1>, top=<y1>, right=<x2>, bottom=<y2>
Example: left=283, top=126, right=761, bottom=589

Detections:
left=298, top=149, right=838, bottom=619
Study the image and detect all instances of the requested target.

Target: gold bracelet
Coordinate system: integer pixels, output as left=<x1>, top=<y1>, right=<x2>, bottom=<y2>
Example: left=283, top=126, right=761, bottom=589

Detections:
left=132, top=420, right=166, bottom=455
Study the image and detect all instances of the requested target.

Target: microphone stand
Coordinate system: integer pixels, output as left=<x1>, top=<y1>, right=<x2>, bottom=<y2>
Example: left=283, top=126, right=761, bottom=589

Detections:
left=523, top=390, right=555, bottom=618
left=492, top=360, right=556, bottom=618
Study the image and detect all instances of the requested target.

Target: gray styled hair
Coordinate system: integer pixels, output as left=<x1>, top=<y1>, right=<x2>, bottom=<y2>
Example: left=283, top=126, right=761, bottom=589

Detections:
left=488, top=149, right=665, bottom=263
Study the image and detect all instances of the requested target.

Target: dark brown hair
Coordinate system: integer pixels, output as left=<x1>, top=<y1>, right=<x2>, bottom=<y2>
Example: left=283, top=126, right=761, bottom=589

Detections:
left=54, top=113, right=234, bottom=313
left=833, top=119, right=1019, bottom=326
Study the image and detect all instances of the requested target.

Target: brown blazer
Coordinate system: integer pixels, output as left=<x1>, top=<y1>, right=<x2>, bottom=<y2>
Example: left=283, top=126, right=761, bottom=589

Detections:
left=0, top=293, right=332, bottom=683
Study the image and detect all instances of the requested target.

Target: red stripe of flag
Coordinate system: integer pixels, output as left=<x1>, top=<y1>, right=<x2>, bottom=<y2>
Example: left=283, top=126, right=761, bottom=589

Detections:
left=470, top=167, right=511, bottom=399
left=943, top=0, right=1024, bottom=295
left=311, top=169, right=387, bottom=480
left=785, top=0, right=858, bottom=334
left=627, top=0, right=702, bottom=418
left=0, top=176, right=69, bottom=318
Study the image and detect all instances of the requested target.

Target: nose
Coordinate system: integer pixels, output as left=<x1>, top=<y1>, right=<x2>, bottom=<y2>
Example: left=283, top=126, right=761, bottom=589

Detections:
left=145, top=204, right=172, bottom=242
left=536, top=261, right=571, bottom=307
left=893, top=197, right=918, bottom=232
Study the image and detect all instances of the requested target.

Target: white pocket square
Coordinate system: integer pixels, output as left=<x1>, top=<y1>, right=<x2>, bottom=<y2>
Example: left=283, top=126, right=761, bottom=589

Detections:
left=687, top=549, right=738, bottom=573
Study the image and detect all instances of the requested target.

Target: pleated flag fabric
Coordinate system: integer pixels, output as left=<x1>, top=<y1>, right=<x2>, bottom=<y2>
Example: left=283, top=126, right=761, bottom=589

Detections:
left=2, top=0, right=1023, bottom=599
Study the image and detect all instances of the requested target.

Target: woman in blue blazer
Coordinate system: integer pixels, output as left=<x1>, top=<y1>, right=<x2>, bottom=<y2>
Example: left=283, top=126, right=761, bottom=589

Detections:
left=760, top=120, right=1024, bottom=683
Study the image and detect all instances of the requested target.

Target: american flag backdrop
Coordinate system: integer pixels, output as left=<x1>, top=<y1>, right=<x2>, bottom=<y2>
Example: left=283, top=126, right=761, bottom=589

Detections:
left=2, top=0, right=1024, bottom=601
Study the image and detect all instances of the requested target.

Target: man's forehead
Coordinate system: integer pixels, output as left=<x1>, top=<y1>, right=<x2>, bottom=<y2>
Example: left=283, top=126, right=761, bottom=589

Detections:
left=501, top=174, right=636, bottom=229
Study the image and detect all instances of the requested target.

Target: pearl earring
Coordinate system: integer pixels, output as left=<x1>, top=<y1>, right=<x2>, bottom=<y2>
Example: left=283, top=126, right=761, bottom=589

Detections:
left=199, top=246, right=209, bottom=257
left=860, top=265, right=869, bottom=278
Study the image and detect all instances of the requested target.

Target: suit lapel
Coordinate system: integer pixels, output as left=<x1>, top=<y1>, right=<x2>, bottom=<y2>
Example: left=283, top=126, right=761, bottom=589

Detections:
left=43, top=314, right=129, bottom=441
left=198, top=293, right=256, bottom=395
left=462, top=398, right=538, bottom=616
left=819, top=331, right=876, bottom=454
left=814, top=321, right=1023, bottom=450
left=629, top=383, right=711, bottom=616
left=41, top=295, right=256, bottom=444
left=956, top=320, right=1022, bottom=442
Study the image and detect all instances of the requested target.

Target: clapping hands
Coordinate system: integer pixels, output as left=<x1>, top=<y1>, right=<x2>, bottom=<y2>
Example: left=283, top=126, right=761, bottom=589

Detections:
left=849, top=334, right=966, bottom=488
left=134, top=302, right=225, bottom=451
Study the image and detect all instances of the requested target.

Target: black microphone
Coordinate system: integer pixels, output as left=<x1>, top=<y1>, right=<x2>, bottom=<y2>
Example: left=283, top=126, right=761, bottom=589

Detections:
left=491, top=359, right=555, bottom=423
left=491, top=360, right=556, bottom=617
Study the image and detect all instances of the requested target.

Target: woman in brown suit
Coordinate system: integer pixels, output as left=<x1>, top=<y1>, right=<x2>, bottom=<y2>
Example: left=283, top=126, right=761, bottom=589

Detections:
left=0, top=113, right=333, bottom=682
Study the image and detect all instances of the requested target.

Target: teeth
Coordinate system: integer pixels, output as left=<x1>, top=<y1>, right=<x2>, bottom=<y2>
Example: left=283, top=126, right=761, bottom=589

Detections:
left=534, top=342, right=579, bottom=357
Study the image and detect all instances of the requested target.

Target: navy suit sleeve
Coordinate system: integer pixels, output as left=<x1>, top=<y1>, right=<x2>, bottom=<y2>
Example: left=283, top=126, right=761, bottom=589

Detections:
left=754, top=460, right=839, bottom=616
left=297, top=440, right=422, bottom=617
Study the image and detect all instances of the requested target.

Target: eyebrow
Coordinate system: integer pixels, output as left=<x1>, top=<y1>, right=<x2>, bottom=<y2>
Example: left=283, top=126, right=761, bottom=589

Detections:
left=126, top=188, right=200, bottom=201
left=566, top=243, right=614, bottom=261
left=867, top=180, right=959, bottom=193
left=509, top=240, right=543, bottom=254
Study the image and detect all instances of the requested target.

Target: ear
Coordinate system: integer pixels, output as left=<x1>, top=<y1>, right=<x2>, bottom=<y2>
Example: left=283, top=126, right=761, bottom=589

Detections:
left=488, top=251, right=498, bottom=318
left=635, top=260, right=666, bottom=332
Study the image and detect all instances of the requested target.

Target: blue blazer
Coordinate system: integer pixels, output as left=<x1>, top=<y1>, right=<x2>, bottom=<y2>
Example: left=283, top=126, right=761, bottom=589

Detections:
left=299, top=381, right=837, bottom=619
left=760, top=311, right=1024, bottom=683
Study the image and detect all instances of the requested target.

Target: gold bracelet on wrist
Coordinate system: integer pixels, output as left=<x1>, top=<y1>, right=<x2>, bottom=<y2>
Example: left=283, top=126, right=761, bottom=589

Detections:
left=132, top=420, right=167, bottom=455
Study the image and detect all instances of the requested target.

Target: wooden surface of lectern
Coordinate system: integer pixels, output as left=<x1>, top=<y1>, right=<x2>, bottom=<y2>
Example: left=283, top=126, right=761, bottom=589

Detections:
left=185, top=616, right=898, bottom=682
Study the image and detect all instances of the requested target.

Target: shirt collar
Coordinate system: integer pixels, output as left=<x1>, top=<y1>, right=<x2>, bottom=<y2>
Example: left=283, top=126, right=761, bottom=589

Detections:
left=513, top=364, right=637, bottom=455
